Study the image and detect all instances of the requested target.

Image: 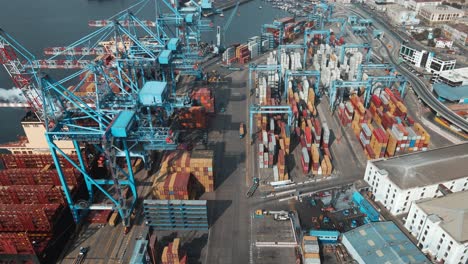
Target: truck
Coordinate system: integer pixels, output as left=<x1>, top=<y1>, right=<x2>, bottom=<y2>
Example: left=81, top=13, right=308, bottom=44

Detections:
left=239, top=122, right=245, bottom=138
left=73, top=247, right=88, bottom=264
left=246, top=178, right=260, bottom=197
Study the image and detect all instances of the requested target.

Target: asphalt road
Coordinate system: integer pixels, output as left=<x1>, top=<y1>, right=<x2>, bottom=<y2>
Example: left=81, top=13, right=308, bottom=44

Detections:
left=203, top=68, right=251, bottom=264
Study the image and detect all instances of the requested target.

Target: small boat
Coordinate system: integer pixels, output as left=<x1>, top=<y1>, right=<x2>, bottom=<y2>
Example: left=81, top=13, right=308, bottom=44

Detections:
left=259, top=5, right=262, bottom=9
left=220, top=13, right=224, bottom=17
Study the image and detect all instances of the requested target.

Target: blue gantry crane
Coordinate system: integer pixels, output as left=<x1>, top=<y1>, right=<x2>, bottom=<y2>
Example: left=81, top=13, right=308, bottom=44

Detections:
left=283, top=70, right=321, bottom=99
left=339, top=43, right=372, bottom=64
left=0, top=0, right=213, bottom=228
left=216, top=0, right=240, bottom=53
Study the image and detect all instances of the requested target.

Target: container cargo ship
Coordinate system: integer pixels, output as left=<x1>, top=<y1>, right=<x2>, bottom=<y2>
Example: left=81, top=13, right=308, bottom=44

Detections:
left=0, top=111, right=83, bottom=264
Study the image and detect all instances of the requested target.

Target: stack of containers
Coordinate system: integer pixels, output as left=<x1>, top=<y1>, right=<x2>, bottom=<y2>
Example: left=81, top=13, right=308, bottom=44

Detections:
left=155, top=172, right=191, bottom=200
left=337, top=103, right=347, bottom=126
left=414, top=123, right=430, bottom=151
left=280, top=122, right=291, bottom=154
left=236, top=44, right=250, bottom=64
left=86, top=210, right=113, bottom=224
left=222, top=46, right=236, bottom=64
left=277, top=149, right=288, bottom=181
left=152, top=151, right=190, bottom=198
left=346, top=89, right=431, bottom=159
left=178, top=107, right=207, bottom=129
left=322, top=123, right=330, bottom=149
left=302, top=236, right=321, bottom=264
left=258, top=143, right=264, bottom=169
left=189, top=150, right=214, bottom=192
left=161, top=238, right=188, bottom=264
left=268, top=133, right=276, bottom=168
left=0, top=153, right=86, bottom=262
left=301, top=147, right=310, bottom=174
left=191, top=88, right=215, bottom=113
left=369, top=127, right=389, bottom=159
left=321, top=155, right=332, bottom=176
left=310, top=144, right=320, bottom=174
left=312, top=118, right=322, bottom=144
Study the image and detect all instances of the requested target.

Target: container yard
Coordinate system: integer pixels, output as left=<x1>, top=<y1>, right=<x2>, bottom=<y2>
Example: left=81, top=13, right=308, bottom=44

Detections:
left=0, top=0, right=465, bottom=263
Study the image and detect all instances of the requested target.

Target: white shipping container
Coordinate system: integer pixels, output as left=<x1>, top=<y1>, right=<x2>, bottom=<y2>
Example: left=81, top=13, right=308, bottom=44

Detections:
left=273, top=165, right=279, bottom=182
left=262, top=131, right=268, bottom=146
left=302, top=147, right=310, bottom=164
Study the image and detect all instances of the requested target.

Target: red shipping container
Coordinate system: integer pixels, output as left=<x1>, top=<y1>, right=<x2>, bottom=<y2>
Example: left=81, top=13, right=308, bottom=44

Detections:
left=0, top=233, right=35, bottom=255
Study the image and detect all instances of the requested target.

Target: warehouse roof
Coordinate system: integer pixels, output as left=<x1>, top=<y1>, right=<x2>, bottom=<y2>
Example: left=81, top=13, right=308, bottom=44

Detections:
left=433, top=83, right=468, bottom=101
left=372, top=143, right=468, bottom=189
left=416, top=191, right=468, bottom=243
left=439, top=67, right=468, bottom=83
left=413, top=0, right=441, bottom=2
left=420, top=5, right=464, bottom=14
left=342, top=222, right=430, bottom=264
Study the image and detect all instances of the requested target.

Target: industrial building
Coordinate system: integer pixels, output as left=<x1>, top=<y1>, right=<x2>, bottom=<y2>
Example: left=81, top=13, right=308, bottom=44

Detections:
left=342, top=221, right=430, bottom=264
left=386, top=5, right=420, bottom=25
left=407, top=0, right=442, bottom=13
left=399, top=44, right=456, bottom=76
left=443, top=23, right=468, bottom=46
left=364, top=143, right=468, bottom=215
left=404, top=191, right=468, bottom=264
left=433, top=67, right=468, bottom=102
left=419, top=5, right=465, bottom=23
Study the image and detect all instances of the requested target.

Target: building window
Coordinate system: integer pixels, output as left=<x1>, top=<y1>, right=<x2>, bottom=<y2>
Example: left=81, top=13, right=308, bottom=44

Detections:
left=439, top=238, right=443, bottom=244
left=444, top=252, right=448, bottom=258
left=447, top=246, right=451, bottom=251
left=437, top=245, right=440, bottom=250
left=406, top=196, right=410, bottom=200
left=442, top=234, right=446, bottom=238
left=422, top=236, right=426, bottom=242
left=420, top=220, right=424, bottom=225
left=424, top=230, right=428, bottom=235
left=421, top=192, right=425, bottom=197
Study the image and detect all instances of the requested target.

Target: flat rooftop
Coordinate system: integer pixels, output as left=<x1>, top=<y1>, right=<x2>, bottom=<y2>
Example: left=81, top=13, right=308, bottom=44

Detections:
left=342, top=222, right=430, bottom=264
left=420, top=5, right=465, bottom=14
left=439, top=67, right=468, bottom=83
left=372, top=143, right=468, bottom=189
left=413, top=0, right=441, bottom=2
left=417, top=191, right=468, bottom=243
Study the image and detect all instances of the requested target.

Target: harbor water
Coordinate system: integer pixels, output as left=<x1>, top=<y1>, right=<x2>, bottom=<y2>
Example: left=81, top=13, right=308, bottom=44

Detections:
left=0, top=0, right=287, bottom=144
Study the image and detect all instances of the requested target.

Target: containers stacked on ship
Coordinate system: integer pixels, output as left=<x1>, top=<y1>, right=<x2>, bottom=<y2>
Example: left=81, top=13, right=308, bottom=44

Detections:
left=261, top=33, right=276, bottom=51
left=248, top=36, right=261, bottom=59
left=222, top=46, right=236, bottom=64
left=0, top=153, right=84, bottom=263
left=178, top=107, right=207, bottom=129
left=236, top=44, right=250, bottom=64
left=191, top=87, right=215, bottom=113
left=344, top=89, right=430, bottom=159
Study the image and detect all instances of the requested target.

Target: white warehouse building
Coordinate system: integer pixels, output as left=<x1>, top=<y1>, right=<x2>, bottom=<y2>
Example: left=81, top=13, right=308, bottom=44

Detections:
left=363, top=143, right=468, bottom=215
left=404, top=191, right=468, bottom=264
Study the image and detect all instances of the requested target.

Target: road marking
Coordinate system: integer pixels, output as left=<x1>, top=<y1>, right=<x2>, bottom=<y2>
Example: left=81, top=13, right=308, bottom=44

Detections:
left=204, top=229, right=212, bottom=264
